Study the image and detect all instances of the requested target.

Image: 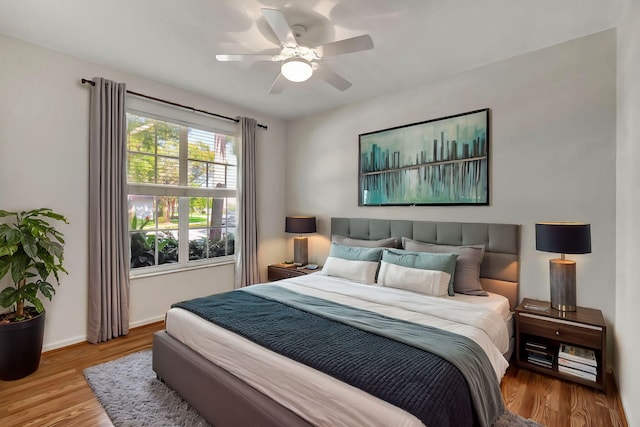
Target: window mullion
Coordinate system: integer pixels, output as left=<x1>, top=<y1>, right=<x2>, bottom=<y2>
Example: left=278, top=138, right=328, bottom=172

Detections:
left=178, top=126, right=188, bottom=186
left=154, top=127, right=159, bottom=184
left=154, top=196, right=160, bottom=266
left=178, top=196, right=189, bottom=265
left=178, top=126, right=189, bottom=265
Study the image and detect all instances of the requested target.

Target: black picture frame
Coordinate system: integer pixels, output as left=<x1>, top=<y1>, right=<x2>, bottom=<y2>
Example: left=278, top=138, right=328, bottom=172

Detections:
left=358, top=108, right=490, bottom=206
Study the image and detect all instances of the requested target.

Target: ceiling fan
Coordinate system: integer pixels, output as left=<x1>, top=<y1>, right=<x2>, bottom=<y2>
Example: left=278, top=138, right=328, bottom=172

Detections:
left=215, top=8, right=374, bottom=94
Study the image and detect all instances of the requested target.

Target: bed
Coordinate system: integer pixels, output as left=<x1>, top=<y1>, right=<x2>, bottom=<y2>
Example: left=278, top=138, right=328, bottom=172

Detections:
left=152, top=218, right=520, bottom=427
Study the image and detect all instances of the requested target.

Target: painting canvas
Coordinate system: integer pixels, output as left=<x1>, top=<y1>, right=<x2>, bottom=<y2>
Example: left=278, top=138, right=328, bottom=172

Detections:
left=359, top=109, right=489, bottom=206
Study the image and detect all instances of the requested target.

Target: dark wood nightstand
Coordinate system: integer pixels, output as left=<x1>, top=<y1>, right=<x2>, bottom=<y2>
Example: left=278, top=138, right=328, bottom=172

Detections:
left=515, top=298, right=606, bottom=391
left=267, top=264, right=322, bottom=281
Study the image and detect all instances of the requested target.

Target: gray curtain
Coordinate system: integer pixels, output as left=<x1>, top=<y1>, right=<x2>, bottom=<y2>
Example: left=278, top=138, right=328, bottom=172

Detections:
left=235, top=117, right=260, bottom=288
left=87, top=77, right=130, bottom=343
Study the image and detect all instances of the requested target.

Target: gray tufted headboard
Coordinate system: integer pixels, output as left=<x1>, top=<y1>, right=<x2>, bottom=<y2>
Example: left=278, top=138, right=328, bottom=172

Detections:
left=331, top=217, right=521, bottom=309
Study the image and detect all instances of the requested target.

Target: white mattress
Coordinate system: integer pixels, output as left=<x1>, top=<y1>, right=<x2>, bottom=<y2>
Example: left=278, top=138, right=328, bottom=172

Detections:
left=450, top=291, right=514, bottom=349
left=450, top=291, right=511, bottom=322
left=165, top=274, right=512, bottom=427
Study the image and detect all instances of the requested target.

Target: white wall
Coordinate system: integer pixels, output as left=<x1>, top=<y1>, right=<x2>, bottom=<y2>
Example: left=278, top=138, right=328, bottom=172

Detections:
left=129, top=264, right=234, bottom=327
left=0, top=34, right=287, bottom=350
left=286, top=31, right=617, bottom=361
left=616, top=0, right=640, bottom=424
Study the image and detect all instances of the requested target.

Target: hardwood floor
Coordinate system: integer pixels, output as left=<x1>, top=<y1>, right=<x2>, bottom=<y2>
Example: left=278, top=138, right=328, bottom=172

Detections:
left=0, top=322, right=628, bottom=427
left=0, top=322, right=162, bottom=427
left=501, top=365, right=627, bottom=427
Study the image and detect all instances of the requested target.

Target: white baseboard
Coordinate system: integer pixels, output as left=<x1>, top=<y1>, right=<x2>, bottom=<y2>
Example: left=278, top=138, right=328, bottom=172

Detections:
left=43, top=335, right=85, bottom=352
left=130, top=315, right=165, bottom=328
left=42, top=316, right=165, bottom=353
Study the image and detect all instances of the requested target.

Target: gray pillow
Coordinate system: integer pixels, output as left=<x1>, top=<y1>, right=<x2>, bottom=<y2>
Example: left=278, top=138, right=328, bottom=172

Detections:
left=402, top=237, right=487, bottom=296
left=332, top=235, right=401, bottom=248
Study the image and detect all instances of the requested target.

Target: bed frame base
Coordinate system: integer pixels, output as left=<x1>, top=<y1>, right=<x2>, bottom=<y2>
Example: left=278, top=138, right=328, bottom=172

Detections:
left=152, top=330, right=312, bottom=427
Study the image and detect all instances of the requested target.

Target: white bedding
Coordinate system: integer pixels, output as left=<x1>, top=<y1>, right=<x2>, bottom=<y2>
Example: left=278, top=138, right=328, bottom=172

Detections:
left=165, top=274, right=511, bottom=427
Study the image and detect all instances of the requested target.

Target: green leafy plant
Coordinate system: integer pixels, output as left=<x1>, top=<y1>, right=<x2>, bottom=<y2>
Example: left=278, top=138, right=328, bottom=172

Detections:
left=129, top=215, right=181, bottom=268
left=158, top=232, right=178, bottom=264
left=0, top=208, right=68, bottom=322
left=188, top=232, right=235, bottom=260
left=130, top=215, right=155, bottom=268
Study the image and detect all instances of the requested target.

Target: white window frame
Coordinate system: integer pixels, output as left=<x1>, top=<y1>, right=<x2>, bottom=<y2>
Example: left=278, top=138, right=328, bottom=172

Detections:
left=126, top=96, right=238, bottom=277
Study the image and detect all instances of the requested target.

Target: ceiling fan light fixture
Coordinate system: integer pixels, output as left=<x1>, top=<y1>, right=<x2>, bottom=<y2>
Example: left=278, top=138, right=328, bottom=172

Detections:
left=281, top=57, right=313, bottom=82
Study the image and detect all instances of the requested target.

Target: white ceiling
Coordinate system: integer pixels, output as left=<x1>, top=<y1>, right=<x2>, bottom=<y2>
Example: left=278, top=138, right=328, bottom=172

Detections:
left=0, top=0, right=621, bottom=121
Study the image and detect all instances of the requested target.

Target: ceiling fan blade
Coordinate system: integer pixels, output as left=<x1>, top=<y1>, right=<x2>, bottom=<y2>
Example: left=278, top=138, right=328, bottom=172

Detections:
left=261, top=8, right=297, bottom=47
left=215, top=54, right=275, bottom=63
left=314, top=64, right=352, bottom=91
left=268, top=73, right=287, bottom=94
left=316, top=34, right=374, bottom=58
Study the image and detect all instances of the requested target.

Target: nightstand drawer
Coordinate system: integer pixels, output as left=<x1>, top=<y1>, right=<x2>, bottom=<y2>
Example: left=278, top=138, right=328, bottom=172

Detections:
left=268, top=267, right=303, bottom=281
left=518, top=312, right=603, bottom=349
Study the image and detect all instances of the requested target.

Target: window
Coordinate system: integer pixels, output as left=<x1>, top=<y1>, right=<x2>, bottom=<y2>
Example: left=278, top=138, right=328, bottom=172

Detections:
left=126, top=111, right=236, bottom=273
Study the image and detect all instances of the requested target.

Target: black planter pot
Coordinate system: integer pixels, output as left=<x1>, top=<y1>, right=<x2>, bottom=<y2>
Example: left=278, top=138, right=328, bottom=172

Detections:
left=0, top=310, right=46, bottom=381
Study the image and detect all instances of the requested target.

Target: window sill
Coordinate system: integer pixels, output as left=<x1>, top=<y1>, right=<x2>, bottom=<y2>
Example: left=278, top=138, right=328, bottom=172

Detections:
left=130, top=258, right=235, bottom=280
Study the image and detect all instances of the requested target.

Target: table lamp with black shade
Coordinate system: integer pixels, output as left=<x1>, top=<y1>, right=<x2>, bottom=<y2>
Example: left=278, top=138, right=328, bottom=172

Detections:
left=285, top=216, right=317, bottom=266
left=535, top=222, right=591, bottom=311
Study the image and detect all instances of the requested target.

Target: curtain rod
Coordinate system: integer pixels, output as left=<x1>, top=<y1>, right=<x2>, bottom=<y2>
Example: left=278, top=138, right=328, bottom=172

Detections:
left=81, top=78, right=267, bottom=130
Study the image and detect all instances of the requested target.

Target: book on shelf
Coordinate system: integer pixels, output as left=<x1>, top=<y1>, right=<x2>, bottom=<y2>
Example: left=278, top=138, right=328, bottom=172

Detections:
left=527, top=352, right=554, bottom=368
left=528, top=357, right=553, bottom=368
left=529, top=360, right=553, bottom=369
left=558, top=364, right=597, bottom=382
left=526, top=346, right=552, bottom=356
left=558, top=357, right=597, bottom=375
left=558, top=344, right=597, bottom=367
left=525, top=341, right=549, bottom=352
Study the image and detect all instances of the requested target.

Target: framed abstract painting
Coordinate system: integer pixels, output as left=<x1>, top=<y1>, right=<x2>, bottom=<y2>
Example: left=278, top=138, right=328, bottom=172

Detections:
left=358, top=108, right=489, bottom=206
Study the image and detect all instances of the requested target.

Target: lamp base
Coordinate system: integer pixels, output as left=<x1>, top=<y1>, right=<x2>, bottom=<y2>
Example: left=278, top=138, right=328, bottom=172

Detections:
left=293, top=237, right=309, bottom=266
left=549, top=258, right=577, bottom=311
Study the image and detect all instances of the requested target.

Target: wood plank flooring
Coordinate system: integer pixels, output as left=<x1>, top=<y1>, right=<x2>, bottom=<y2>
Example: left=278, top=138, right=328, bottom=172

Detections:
left=501, top=364, right=627, bottom=427
left=0, top=321, right=628, bottom=427
left=0, top=322, right=160, bottom=427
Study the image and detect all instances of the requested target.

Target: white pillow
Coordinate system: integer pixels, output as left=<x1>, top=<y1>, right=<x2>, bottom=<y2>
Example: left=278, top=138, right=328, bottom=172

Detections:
left=377, top=261, right=451, bottom=296
left=402, top=238, right=486, bottom=296
left=321, top=257, right=379, bottom=285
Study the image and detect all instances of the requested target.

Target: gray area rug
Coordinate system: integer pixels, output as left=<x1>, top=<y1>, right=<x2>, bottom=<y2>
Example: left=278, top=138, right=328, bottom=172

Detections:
left=84, top=350, right=210, bottom=427
left=84, top=350, right=544, bottom=427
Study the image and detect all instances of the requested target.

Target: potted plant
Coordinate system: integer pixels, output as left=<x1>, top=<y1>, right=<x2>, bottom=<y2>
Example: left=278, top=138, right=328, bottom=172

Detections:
left=0, top=208, right=67, bottom=380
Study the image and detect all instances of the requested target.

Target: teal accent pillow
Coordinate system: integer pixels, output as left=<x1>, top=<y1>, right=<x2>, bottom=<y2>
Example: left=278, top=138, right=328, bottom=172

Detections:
left=328, top=243, right=384, bottom=261
left=321, top=243, right=383, bottom=284
left=382, top=248, right=458, bottom=296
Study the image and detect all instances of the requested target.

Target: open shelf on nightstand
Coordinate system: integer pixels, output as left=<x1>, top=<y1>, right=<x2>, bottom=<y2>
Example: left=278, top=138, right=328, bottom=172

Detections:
left=515, top=298, right=606, bottom=391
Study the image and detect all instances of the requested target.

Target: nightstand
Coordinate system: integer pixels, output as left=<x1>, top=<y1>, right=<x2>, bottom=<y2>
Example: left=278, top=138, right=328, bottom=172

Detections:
left=267, top=264, right=321, bottom=281
left=515, top=298, right=606, bottom=391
